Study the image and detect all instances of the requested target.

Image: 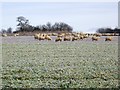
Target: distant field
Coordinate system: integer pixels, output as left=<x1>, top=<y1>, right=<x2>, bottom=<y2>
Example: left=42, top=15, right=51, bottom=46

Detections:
left=2, top=36, right=119, bottom=88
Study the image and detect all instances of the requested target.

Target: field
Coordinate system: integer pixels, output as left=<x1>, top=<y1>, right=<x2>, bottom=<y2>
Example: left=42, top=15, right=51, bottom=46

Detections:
left=2, top=36, right=119, bottom=88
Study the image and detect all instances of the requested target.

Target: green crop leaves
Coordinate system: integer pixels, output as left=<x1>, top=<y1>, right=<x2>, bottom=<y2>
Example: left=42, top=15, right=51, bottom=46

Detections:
left=2, top=42, right=118, bottom=88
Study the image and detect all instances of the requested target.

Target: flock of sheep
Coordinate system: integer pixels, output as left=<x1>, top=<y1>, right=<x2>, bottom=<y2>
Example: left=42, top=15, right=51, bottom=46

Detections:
left=1, top=32, right=117, bottom=42
left=34, top=32, right=114, bottom=42
left=1, top=33, right=19, bottom=37
left=2, top=32, right=114, bottom=42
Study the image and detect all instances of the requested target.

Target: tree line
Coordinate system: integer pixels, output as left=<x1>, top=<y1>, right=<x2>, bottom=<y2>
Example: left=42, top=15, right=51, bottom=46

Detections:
left=1, top=16, right=120, bottom=35
left=1, top=27, right=12, bottom=34
left=13, top=16, right=73, bottom=33
left=96, top=27, right=120, bottom=34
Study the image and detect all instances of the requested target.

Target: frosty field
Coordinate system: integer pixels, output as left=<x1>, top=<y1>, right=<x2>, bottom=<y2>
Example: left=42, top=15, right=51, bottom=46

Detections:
left=2, top=36, right=119, bottom=88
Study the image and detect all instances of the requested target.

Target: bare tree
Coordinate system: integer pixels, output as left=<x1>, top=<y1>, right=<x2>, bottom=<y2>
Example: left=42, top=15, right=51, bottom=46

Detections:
left=46, top=22, right=52, bottom=31
left=7, top=27, right=12, bottom=33
left=1, top=29, right=7, bottom=34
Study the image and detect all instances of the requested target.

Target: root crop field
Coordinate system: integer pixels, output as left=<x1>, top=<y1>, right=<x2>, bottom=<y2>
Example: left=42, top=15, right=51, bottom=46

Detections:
left=1, top=36, right=119, bottom=88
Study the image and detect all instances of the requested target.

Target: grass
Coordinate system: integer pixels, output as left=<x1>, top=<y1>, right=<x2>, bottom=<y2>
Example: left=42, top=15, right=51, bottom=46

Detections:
left=2, top=42, right=118, bottom=88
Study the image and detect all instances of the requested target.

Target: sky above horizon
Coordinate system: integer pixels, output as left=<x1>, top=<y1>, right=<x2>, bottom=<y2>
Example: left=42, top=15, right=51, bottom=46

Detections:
left=1, top=2, right=118, bottom=33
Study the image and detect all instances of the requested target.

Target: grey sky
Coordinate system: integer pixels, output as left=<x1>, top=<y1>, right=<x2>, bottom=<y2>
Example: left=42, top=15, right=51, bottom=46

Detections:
left=1, top=2, right=118, bottom=33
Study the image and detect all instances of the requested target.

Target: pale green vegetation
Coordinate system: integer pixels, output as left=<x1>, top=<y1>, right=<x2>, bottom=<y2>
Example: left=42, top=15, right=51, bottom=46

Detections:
left=2, top=41, right=118, bottom=88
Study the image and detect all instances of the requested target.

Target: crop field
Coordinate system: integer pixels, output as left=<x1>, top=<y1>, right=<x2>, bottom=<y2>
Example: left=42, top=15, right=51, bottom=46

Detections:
left=1, top=36, right=119, bottom=88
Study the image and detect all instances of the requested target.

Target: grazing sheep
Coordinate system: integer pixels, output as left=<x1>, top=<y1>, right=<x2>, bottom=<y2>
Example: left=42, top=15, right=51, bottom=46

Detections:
left=57, top=34, right=63, bottom=37
left=52, top=33, right=58, bottom=36
left=41, top=33, right=46, bottom=37
left=94, top=33, right=102, bottom=37
left=105, top=37, right=112, bottom=41
left=104, top=33, right=111, bottom=36
left=79, top=32, right=84, bottom=35
left=72, top=36, right=79, bottom=41
left=64, top=36, right=71, bottom=41
left=55, top=37, right=62, bottom=42
left=114, top=33, right=119, bottom=36
left=34, top=33, right=40, bottom=39
left=65, top=33, right=71, bottom=36
left=57, top=33, right=65, bottom=37
left=110, top=33, right=114, bottom=36
left=79, top=36, right=84, bottom=40
left=45, top=35, right=52, bottom=40
left=72, top=33, right=79, bottom=37
left=39, top=36, right=45, bottom=40
left=83, top=35, right=89, bottom=38
left=14, top=33, right=19, bottom=36
left=92, top=36, right=99, bottom=41
left=2, top=33, right=7, bottom=37
left=38, top=34, right=45, bottom=40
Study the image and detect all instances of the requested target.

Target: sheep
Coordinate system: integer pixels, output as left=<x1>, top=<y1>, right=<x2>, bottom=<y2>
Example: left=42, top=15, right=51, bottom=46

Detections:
left=114, top=33, right=119, bottom=36
left=79, top=32, right=84, bottom=35
left=14, top=33, right=19, bottom=36
left=65, top=33, right=71, bottom=36
left=110, top=33, right=114, bottom=36
left=94, top=33, right=102, bottom=37
left=2, top=33, right=7, bottom=37
left=55, top=37, right=62, bottom=42
left=83, top=35, right=89, bottom=38
left=57, top=33, right=65, bottom=37
left=57, top=34, right=63, bottom=37
left=72, top=36, right=79, bottom=41
left=36, top=34, right=45, bottom=40
left=41, top=33, right=46, bottom=37
left=72, top=33, right=79, bottom=37
left=79, top=36, right=84, bottom=40
left=104, top=33, right=111, bottom=36
left=52, top=33, right=58, bottom=36
left=45, top=35, right=52, bottom=40
left=38, top=35, right=45, bottom=40
left=105, top=37, right=112, bottom=41
left=34, top=33, right=40, bottom=39
left=63, top=36, right=71, bottom=41
left=92, top=36, right=99, bottom=41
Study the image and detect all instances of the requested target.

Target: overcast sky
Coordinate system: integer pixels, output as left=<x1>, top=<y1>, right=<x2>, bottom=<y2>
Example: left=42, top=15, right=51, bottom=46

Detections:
left=1, top=2, right=118, bottom=33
